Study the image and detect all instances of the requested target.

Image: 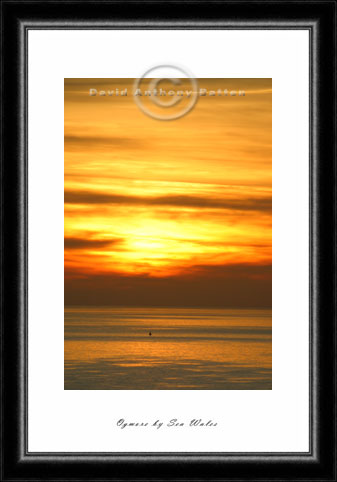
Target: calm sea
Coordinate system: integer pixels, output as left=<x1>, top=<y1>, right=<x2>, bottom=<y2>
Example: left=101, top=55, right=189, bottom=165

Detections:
left=64, top=307, right=272, bottom=390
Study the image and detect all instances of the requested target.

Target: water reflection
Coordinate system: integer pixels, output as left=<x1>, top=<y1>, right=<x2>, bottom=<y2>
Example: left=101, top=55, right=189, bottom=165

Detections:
left=64, top=307, right=271, bottom=390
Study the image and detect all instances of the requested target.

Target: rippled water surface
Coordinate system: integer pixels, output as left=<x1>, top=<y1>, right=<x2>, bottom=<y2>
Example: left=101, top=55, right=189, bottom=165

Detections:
left=64, top=307, right=272, bottom=390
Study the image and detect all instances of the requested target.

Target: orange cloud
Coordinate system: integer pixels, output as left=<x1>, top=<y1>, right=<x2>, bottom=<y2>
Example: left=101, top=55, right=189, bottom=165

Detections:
left=64, top=78, right=272, bottom=307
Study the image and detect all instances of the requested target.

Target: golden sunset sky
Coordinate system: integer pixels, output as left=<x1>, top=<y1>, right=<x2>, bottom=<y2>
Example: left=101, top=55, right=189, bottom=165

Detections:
left=64, top=78, right=272, bottom=308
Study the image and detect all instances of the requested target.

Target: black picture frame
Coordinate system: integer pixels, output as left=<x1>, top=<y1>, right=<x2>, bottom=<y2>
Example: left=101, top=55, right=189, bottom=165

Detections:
left=1, top=1, right=336, bottom=480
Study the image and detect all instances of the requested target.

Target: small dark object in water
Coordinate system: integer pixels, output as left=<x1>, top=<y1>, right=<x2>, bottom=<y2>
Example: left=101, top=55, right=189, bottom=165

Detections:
left=149, top=332, right=152, bottom=336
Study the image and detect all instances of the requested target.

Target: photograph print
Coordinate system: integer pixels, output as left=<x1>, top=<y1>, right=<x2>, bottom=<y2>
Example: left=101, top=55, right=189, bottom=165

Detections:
left=64, top=77, right=272, bottom=390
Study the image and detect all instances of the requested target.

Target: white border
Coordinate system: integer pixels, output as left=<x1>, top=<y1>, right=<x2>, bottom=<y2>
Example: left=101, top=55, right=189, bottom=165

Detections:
left=28, top=30, right=309, bottom=452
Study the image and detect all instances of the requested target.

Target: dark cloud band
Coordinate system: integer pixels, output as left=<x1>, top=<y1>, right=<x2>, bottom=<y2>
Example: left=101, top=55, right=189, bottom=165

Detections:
left=65, top=190, right=271, bottom=213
